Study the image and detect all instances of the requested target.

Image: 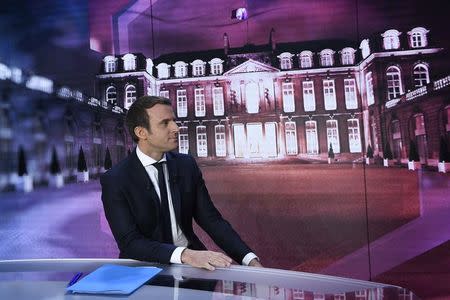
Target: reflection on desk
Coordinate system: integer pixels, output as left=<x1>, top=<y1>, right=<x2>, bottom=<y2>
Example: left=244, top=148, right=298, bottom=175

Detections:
left=0, top=258, right=419, bottom=300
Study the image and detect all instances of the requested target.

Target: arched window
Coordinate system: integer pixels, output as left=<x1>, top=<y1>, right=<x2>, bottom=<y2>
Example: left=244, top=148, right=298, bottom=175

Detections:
left=413, top=64, right=430, bottom=87
left=386, top=66, right=403, bottom=99
left=209, top=58, right=224, bottom=75
left=105, top=86, right=117, bottom=105
left=278, top=52, right=293, bottom=70
left=408, top=27, right=429, bottom=48
left=122, top=53, right=136, bottom=71
left=391, top=120, right=402, bottom=160
left=191, top=59, right=205, bottom=76
left=320, top=49, right=335, bottom=67
left=124, top=85, right=136, bottom=110
left=146, top=58, right=154, bottom=74
left=340, top=47, right=356, bottom=65
left=360, top=39, right=370, bottom=59
left=245, top=82, right=259, bottom=114
left=103, top=55, right=117, bottom=73
left=299, top=51, right=313, bottom=68
left=382, top=29, right=401, bottom=50
left=174, top=61, right=187, bottom=78
left=156, top=63, right=170, bottom=79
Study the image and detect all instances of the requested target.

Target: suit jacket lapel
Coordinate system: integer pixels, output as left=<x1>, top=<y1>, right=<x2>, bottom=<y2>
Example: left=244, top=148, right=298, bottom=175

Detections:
left=166, top=152, right=182, bottom=225
left=128, top=149, right=161, bottom=211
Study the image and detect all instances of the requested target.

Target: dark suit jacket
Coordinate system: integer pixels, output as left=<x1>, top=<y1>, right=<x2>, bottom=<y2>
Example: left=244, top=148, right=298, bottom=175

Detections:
left=100, top=150, right=253, bottom=264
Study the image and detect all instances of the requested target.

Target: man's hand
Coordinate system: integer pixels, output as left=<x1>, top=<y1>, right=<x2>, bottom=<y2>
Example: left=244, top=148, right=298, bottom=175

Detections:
left=181, top=249, right=232, bottom=271
left=248, top=258, right=263, bottom=268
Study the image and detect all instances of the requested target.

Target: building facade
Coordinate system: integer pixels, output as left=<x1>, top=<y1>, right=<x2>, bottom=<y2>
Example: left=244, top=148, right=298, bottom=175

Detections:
left=96, top=26, right=449, bottom=164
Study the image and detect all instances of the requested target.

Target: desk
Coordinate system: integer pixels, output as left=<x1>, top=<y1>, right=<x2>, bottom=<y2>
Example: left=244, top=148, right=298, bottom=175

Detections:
left=0, top=258, right=418, bottom=299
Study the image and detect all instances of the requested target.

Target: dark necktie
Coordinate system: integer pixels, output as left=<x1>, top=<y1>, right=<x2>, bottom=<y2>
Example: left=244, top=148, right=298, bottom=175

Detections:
left=153, top=162, right=173, bottom=244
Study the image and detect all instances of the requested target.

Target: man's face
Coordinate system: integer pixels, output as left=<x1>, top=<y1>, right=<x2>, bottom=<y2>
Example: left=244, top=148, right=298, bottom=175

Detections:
left=139, top=104, right=179, bottom=157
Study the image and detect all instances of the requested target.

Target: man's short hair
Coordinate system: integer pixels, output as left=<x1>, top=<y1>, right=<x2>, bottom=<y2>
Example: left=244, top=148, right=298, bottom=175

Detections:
left=125, top=95, right=172, bottom=143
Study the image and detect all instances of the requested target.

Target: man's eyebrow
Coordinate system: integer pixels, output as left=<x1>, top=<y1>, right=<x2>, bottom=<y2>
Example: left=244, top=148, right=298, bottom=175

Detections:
left=159, top=117, right=176, bottom=123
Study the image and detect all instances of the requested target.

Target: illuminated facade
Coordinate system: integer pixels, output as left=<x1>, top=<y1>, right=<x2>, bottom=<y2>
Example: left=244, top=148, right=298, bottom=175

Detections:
left=96, top=26, right=449, bottom=163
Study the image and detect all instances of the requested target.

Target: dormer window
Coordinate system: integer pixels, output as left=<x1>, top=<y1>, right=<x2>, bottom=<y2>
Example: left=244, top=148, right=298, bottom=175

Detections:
left=174, top=61, right=187, bottom=78
left=278, top=52, right=293, bottom=70
left=156, top=63, right=170, bottom=79
left=360, top=39, right=370, bottom=59
left=191, top=59, right=206, bottom=76
left=122, top=53, right=136, bottom=71
left=408, top=27, right=429, bottom=48
left=382, top=29, right=401, bottom=50
left=320, top=49, right=335, bottom=67
left=299, top=51, right=313, bottom=68
left=209, top=58, right=224, bottom=75
left=103, top=55, right=117, bottom=73
left=146, top=58, right=154, bottom=74
left=340, top=47, right=356, bottom=65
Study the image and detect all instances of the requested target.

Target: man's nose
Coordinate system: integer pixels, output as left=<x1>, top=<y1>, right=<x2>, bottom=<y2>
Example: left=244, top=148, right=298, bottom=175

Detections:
left=171, top=121, right=179, bottom=132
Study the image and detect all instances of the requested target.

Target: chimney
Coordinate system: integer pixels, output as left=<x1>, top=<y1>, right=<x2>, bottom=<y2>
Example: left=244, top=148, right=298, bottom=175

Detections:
left=269, top=28, right=276, bottom=51
left=223, top=33, right=230, bottom=55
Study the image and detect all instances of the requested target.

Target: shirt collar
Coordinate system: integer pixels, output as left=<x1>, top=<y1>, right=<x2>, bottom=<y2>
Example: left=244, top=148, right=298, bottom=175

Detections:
left=136, top=145, right=167, bottom=168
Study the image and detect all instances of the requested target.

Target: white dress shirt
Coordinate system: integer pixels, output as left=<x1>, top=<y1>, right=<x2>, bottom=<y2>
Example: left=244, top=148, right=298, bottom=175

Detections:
left=136, top=146, right=258, bottom=266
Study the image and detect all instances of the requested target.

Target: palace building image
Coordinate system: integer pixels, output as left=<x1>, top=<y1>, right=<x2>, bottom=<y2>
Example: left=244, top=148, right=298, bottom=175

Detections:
left=96, top=26, right=450, bottom=164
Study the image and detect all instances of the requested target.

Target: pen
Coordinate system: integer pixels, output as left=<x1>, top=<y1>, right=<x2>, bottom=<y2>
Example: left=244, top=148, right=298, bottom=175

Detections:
left=67, top=272, right=83, bottom=287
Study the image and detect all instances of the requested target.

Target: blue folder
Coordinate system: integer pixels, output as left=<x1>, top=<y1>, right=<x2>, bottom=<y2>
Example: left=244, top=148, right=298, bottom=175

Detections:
left=66, top=264, right=162, bottom=295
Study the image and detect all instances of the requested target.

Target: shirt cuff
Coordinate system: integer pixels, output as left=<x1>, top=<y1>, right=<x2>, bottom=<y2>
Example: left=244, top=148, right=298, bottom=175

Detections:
left=242, top=252, right=259, bottom=266
left=170, top=246, right=187, bottom=264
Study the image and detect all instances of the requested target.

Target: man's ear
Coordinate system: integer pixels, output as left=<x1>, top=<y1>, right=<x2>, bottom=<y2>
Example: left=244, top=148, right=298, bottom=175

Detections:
left=134, top=126, right=148, bottom=140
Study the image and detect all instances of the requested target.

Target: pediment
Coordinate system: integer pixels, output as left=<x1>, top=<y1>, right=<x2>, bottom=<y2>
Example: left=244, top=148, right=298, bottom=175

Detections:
left=224, top=59, right=279, bottom=75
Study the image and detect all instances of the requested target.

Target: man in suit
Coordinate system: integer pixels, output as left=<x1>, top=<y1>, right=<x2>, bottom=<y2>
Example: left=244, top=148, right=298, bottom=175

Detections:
left=101, top=96, right=261, bottom=270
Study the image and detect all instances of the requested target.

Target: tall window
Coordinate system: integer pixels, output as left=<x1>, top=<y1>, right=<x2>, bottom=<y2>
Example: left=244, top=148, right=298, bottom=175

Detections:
left=209, top=58, right=223, bottom=75
left=320, top=49, right=334, bottom=67
left=194, top=88, right=206, bottom=117
left=213, top=87, right=224, bottom=116
left=233, top=124, right=246, bottom=158
left=191, top=59, right=205, bottom=76
left=64, top=117, right=75, bottom=171
left=366, top=72, right=375, bottom=106
left=347, top=119, right=362, bottom=153
left=326, top=120, right=340, bottom=153
left=305, top=121, right=319, bottom=154
left=124, top=85, right=136, bottom=110
left=303, top=81, right=315, bottom=112
left=282, top=82, right=295, bottom=112
left=408, top=27, right=429, bottom=48
left=104, top=56, right=117, bottom=73
left=386, top=66, right=403, bottom=99
left=344, top=78, right=357, bottom=109
left=245, top=82, right=259, bottom=114
left=285, top=121, right=298, bottom=155
left=265, top=122, right=277, bottom=157
left=323, top=79, right=337, bottom=110
left=159, top=90, right=169, bottom=99
left=123, top=53, right=136, bottom=71
left=413, top=64, right=430, bottom=87
left=414, top=114, right=427, bottom=163
left=382, top=29, right=401, bottom=50
left=299, top=51, right=313, bottom=68
left=174, top=61, right=187, bottom=78
left=215, top=125, right=226, bottom=157
left=278, top=52, right=293, bottom=70
left=391, top=120, right=402, bottom=160
left=105, top=86, right=117, bottom=105
left=0, top=109, right=12, bottom=174
left=92, top=123, right=103, bottom=167
left=178, top=126, right=189, bottom=154
left=196, top=126, right=207, bottom=157
left=341, top=48, right=355, bottom=65
left=176, top=89, right=187, bottom=117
